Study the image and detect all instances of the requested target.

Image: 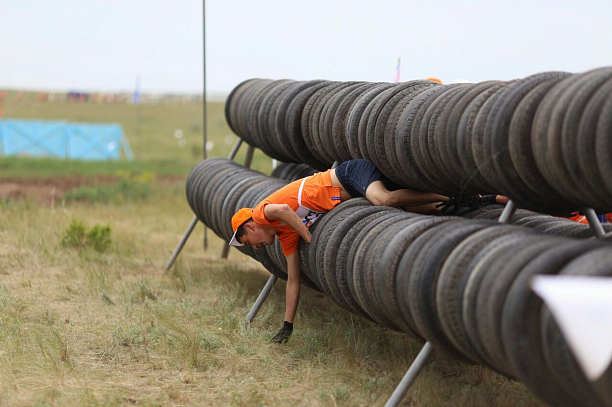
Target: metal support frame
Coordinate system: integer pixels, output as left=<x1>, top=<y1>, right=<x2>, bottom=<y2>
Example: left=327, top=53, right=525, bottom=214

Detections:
left=583, top=208, right=606, bottom=238
left=385, top=342, right=434, bottom=407
left=385, top=198, right=608, bottom=405
left=228, top=138, right=244, bottom=160
left=165, top=216, right=199, bottom=271
left=385, top=198, right=518, bottom=405
left=246, top=274, right=279, bottom=323
left=498, top=199, right=516, bottom=224
left=164, top=138, right=247, bottom=270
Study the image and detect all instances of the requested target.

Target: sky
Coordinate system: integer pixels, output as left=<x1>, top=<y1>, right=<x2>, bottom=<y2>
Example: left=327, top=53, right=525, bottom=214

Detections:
left=1, top=0, right=612, bottom=95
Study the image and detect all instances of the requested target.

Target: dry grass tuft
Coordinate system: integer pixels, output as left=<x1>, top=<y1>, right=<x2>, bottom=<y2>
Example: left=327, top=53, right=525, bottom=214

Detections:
left=0, top=99, right=542, bottom=406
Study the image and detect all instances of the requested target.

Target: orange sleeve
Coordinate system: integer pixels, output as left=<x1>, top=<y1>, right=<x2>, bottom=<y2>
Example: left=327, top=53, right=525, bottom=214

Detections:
left=252, top=201, right=281, bottom=226
left=279, top=232, right=300, bottom=257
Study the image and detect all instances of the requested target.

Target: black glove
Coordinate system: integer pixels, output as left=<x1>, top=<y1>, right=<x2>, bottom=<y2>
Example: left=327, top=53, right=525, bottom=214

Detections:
left=270, top=321, right=293, bottom=344
left=444, top=195, right=497, bottom=210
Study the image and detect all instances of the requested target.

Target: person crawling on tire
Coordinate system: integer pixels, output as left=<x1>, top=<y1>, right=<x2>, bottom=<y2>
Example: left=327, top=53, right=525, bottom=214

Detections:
left=229, top=159, right=504, bottom=343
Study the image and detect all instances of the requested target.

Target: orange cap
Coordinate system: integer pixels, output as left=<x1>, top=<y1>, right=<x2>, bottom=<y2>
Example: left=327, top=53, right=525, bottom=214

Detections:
left=229, top=207, right=253, bottom=246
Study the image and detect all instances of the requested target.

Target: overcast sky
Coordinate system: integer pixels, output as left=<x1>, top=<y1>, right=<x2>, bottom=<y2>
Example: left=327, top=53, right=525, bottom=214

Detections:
left=1, top=0, right=611, bottom=95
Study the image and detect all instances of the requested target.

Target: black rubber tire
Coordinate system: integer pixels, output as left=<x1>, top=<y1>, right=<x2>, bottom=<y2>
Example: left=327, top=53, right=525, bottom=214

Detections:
left=238, top=79, right=274, bottom=146
left=424, top=84, right=472, bottom=193
left=374, top=216, right=455, bottom=337
left=314, top=203, right=372, bottom=296
left=359, top=216, right=425, bottom=331
left=367, top=81, right=434, bottom=182
left=442, top=81, right=502, bottom=191
left=351, top=215, right=419, bottom=328
left=396, top=219, right=464, bottom=339
left=346, top=83, right=396, bottom=159
left=346, top=212, right=410, bottom=319
left=540, top=247, right=612, bottom=407
left=383, top=87, right=437, bottom=186
left=487, top=72, right=570, bottom=201
left=310, top=82, right=360, bottom=163
left=501, top=239, right=607, bottom=407
left=399, top=85, right=452, bottom=191
left=274, top=80, right=328, bottom=161
left=322, top=205, right=386, bottom=310
left=332, top=83, right=377, bottom=162
left=435, top=225, right=534, bottom=364
left=594, top=82, right=612, bottom=208
left=506, top=77, right=575, bottom=214
left=255, top=80, right=294, bottom=161
left=575, top=79, right=612, bottom=211
left=334, top=209, right=399, bottom=319
left=307, top=198, right=371, bottom=290
left=533, top=70, right=612, bottom=211
left=225, top=78, right=262, bottom=136
left=285, top=81, right=334, bottom=170
left=407, top=221, right=492, bottom=359
left=301, top=82, right=346, bottom=165
left=455, top=82, right=508, bottom=195
left=319, top=82, right=367, bottom=162
left=473, top=236, right=561, bottom=377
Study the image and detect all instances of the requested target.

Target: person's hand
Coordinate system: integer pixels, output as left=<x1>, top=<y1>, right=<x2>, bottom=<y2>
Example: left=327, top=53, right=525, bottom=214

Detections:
left=270, top=321, right=293, bottom=343
left=495, top=195, right=509, bottom=205
left=443, top=195, right=498, bottom=210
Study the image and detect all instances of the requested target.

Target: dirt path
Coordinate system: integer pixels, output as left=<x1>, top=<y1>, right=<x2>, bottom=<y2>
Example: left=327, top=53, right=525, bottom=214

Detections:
left=0, top=175, right=185, bottom=205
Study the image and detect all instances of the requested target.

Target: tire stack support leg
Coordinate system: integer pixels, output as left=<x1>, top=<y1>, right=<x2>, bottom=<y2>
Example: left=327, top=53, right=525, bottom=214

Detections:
left=164, top=138, right=247, bottom=270
left=385, top=199, right=517, bottom=406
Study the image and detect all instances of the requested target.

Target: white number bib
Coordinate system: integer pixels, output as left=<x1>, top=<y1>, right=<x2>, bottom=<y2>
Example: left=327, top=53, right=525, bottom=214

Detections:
left=295, top=177, right=326, bottom=227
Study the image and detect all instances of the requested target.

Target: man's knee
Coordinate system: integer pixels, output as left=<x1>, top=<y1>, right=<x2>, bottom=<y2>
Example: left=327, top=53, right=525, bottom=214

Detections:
left=366, top=191, right=394, bottom=207
left=365, top=181, right=393, bottom=206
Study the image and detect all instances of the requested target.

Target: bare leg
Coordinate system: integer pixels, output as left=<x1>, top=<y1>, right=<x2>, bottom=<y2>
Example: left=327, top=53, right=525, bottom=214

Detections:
left=365, top=181, right=449, bottom=207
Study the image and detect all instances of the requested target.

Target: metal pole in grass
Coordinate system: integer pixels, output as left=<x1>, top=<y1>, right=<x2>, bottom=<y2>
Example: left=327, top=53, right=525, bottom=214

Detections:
left=203, top=0, right=209, bottom=250
left=164, top=138, right=245, bottom=270
left=385, top=342, right=434, bottom=407
left=385, top=198, right=518, bottom=406
left=165, top=216, right=199, bottom=271
left=246, top=274, right=279, bottom=323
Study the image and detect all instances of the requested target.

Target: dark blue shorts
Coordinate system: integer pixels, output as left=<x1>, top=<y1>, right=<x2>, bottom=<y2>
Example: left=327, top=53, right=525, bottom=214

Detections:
left=335, top=159, right=394, bottom=198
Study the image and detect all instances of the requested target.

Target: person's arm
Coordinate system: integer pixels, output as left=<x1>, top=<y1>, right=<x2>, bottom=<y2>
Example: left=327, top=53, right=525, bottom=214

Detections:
left=264, top=204, right=311, bottom=243
left=270, top=252, right=300, bottom=343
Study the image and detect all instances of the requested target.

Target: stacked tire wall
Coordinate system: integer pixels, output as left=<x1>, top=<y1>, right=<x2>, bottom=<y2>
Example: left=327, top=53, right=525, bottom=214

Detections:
left=186, top=158, right=612, bottom=407
left=225, top=69, right=612, bottom=216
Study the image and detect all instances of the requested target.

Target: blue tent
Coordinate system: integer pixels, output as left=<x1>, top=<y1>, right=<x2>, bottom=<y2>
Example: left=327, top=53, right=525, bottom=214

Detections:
left=0, top=118, right=134, bottom=161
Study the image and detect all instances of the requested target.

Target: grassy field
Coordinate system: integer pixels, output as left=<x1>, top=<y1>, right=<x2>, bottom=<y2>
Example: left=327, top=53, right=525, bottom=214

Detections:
left=0, top=94, right=542, bottom=406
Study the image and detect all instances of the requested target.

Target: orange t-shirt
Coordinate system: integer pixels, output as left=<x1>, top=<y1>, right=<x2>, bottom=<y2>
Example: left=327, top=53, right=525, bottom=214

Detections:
left=252, top=170, right=342, bottom=256
left=562, top=212, right=612, bottom=224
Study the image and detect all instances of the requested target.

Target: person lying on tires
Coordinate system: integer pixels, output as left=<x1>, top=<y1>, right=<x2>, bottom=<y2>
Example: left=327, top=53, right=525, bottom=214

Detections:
left=229, top=159, right=503, bottom=343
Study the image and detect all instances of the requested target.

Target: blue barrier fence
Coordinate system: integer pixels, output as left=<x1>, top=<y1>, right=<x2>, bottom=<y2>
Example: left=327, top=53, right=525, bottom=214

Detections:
left=0, top=119, right=134, bottom=161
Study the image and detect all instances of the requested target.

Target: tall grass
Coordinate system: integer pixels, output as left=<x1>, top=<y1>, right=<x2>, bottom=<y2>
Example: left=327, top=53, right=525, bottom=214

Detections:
left=0, top=92, right=541, bottom=406
left=0, top=182, right=542, bottom=406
